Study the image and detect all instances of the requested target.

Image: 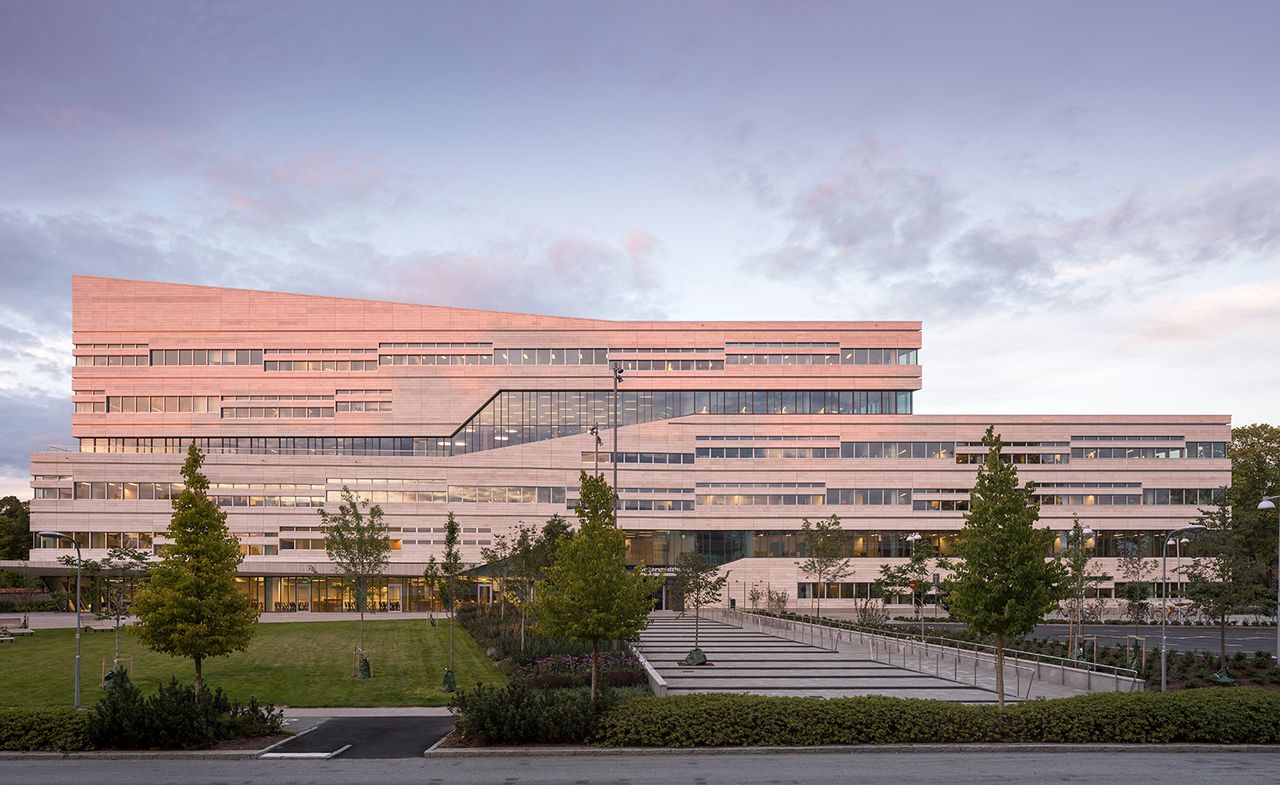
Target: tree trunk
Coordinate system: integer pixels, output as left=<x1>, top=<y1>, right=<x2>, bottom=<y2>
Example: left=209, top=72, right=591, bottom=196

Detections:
left=994, top=636, right=1005, bottom=709
left=359, top=604, right=366, bottom=655
left=449, top=596, right=456, bottom=671
left=590, top=640, right=599, bottom=700
left=694, top=603, right=700, bottom=649
left=519, top=602, right=526, bottom=654
left=1220, top=615, right=1228, bottom=671
left=194, top=656, right=203, bottom=697
left=815, top=579, right=822, bottom=621
left=114, top=618, right=122, bottom=665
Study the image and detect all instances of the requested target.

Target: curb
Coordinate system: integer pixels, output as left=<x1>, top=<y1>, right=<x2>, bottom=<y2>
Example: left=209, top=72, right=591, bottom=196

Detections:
left=0, top=750, right=267, bottom=760
left=425, top=743, right=1280, bottom=757
left=0, top=732, right=304, bottom=762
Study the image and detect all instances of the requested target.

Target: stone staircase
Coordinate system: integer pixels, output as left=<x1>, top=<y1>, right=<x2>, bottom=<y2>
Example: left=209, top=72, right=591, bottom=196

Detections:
left=638, top=612, right=1010, bottom=703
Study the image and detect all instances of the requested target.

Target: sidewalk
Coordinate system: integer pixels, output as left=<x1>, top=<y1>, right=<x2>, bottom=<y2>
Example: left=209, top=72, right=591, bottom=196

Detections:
left=17, top=611, right=443, bottom=629
left=284, top=706, right=451, bottom=718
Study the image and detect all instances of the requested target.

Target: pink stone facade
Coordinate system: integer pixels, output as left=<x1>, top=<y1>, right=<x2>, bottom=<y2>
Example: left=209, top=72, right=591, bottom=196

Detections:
left=18, top=276, right=1231, bottom=613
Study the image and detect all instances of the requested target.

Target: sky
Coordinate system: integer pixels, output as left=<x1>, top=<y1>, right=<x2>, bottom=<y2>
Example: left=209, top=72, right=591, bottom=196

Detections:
left=1, top=0, right=1278, bottom=499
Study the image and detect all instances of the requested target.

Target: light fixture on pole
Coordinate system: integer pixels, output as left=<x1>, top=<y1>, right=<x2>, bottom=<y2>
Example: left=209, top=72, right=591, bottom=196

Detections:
left=38, top=531, right=81, bottom=708
left=588, top=424, right=602, bottom=478
left=610, top=363, right=624, bottom=504
left=1258, top=496, right=1279, bottom=662
left=1161, top=524, right=1206, bottom=692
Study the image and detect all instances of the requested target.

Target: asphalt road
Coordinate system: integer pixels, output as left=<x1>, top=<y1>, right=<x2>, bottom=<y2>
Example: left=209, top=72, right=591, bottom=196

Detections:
left=6, top=752, right=1280, bottom=785
left=267, top=716, right=452, bottom=758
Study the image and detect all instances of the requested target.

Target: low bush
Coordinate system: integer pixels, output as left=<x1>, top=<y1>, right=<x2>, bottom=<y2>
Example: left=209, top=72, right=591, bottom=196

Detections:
left=90, top=670, right=284, bottom=750
left=514, top=652, right=647, bottom=690
left=597, top=689, right=1280, bottom=747
left=0, top=708, right=92, bottom=751
left=450, top=683, right=615, bottom=744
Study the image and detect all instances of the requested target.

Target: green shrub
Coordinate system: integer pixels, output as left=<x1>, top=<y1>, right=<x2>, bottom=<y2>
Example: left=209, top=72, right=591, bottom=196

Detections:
left=0, top=708, right=92, bottom=751
left=88, top=671, right=284, bottom=750
left=450, top=683, right=615, bottom=744
left=597, top=689, right=1280, bottom=747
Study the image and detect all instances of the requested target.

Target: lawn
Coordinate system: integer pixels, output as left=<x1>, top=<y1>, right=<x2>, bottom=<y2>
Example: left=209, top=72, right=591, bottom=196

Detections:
left=0, top=619, right=505, bottom=708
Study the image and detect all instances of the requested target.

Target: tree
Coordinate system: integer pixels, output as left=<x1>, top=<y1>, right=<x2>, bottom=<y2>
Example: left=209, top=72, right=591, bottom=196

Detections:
left=878, top=536, right=949, bottom=634
left=1183, top=496, right=1271, bottom=672
left=506, top=514, right=573, bottom=655
left=440, top=512, right=464, bottom=672
left=1059, top=516, right=1105, bottom=657
left=947, top=426, right=1065, bottom=707
left=480, top=531, right=515, bottom=620
left=1116, top=536, right=1157, bottom=636
left=538, top=471, right=661, bottom=698
left=1227, top=424, right=1280, bottom=600
left=131, top=444, right=258, bottom=695
left=765, top=587, right=790, bottom=616
left=423, top=555, right=440, bottom=626
left=797, top=515, right=852, bottom=620
left=747, top=585, right=763, bottom=611
left=60, top=546, right=151, bottom=664
left=0, top=496, right=31, bottom=561
left=671, top=552, right=728, bottom=653
left=508, top=523, right=537, bottom=653
left=316, top=487, right=391, bottom=663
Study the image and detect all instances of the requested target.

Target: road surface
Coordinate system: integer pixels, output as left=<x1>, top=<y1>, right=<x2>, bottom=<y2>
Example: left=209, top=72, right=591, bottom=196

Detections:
left=5, top=752, right=1280, bottom=785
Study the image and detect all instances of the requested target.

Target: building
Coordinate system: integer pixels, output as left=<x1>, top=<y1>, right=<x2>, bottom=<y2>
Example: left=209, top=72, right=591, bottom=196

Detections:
left=13, top=276, right=1231, bottom=613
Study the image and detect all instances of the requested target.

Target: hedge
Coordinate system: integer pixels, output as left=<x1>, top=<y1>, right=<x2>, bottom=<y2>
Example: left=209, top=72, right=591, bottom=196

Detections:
left=597, top=689, right=1280, bottom=747
left=450, top=683, right=613, bottom=744
left=0, top=708, right=93, bottom=751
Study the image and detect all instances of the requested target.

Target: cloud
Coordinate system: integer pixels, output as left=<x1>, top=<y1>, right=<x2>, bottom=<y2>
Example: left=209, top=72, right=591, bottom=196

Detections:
left=0, top=390, right=69, bottom=483
left=377, top=231, right=670, bottom=319
left=740, top=143, right=1280, bottom=318
left=1130, top=281, right=1280, bottom=345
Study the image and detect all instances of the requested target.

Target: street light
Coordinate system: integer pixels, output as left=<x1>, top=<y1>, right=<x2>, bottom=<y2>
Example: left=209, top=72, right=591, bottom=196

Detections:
left=610, top=364, right=624, bottom=503
left=1258, top=496, right=1279, bottom=661
left=1161, top=524, right=1207, bottom=692
left=38, top=531, right=82, bottom=708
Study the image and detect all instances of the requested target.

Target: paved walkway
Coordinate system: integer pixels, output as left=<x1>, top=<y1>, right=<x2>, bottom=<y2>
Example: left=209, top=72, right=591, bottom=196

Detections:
left=639, top=613, right=1010, bottom=703
left=15, top=611, right=441, bottom=629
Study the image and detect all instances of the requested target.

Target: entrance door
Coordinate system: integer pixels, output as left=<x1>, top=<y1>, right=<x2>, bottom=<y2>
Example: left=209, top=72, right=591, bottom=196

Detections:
left=388, top=583, right=402, bottom=612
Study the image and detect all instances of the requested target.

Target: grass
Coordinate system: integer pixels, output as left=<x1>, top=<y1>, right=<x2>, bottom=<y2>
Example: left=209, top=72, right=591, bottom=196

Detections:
left=0, top=619, right=505, bottom=708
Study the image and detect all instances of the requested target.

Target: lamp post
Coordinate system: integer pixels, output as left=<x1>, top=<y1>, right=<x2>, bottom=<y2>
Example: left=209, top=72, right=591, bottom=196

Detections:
left=610, top=364, right=624, bottom=501
left=1161, top=524, right=1207, bottom=692
left=588, top=424, right=602, bottom=478
left=39, top=531, right=81, bottom=708
left=1258, top=496, right=1280, bottom=661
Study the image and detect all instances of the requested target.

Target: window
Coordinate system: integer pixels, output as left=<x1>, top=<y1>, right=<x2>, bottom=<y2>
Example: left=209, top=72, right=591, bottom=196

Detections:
left=149, top=349, right=263, bottom=366
left=105, top=396, right=220, bottom=413
left=841, top=441, right=955, bottom=459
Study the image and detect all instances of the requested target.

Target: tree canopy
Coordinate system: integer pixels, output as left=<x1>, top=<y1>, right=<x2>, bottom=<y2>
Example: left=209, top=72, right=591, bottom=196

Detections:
left=1183, top=496, right=1271, bottom=671
left=316, top=487, right=391, bottom=659
left=672, top=551, right=727, bottom=651
left=797, top=514, right=852, bottom=620
left=947, top=426, right=1064, bottom=706
left=538, top=472, right=660, bottom=697
left=131, top=444, right=259, bottom=695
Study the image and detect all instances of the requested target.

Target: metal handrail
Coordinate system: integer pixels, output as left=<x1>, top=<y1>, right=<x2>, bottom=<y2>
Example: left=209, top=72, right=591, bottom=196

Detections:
left=712, top=608, right=1038, bottom=699
left=759, top=610, right=1139, bottom=682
